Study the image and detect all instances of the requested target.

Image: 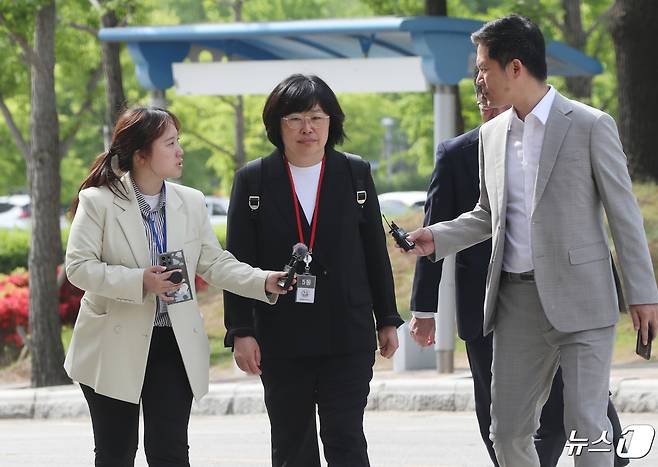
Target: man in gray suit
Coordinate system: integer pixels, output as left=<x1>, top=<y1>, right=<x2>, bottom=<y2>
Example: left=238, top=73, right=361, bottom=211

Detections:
left=404, top=15, right=658, bottom=467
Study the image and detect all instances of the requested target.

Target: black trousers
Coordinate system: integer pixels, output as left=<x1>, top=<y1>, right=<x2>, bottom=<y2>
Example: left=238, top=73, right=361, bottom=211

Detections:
left=81, top=326, right=193, bottom=467
left=260, top=351, right=375, bottom=467
left=466, top=332, right=628, bottom=467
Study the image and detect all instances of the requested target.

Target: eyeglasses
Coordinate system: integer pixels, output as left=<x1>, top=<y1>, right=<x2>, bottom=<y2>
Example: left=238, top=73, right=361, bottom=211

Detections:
left=282, top=114, right=330, bottom=130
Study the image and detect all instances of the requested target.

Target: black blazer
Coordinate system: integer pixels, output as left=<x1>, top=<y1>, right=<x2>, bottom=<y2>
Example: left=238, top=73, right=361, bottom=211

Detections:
left=224, top=148, right=403, bottom=357
left=410, top=127, right=490, bottom=342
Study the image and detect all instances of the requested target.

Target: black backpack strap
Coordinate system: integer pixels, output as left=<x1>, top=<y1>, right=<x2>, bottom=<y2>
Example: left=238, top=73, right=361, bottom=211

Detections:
left=343, top=152, right=368, bottom=209
left=243, top=157, right=263, bottom=219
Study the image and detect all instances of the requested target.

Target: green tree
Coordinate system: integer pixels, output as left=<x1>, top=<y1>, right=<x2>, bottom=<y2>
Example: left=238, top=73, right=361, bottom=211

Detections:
left=1, top=0, right=70, bottom=386
left=0, top=0, right=108, bottom=385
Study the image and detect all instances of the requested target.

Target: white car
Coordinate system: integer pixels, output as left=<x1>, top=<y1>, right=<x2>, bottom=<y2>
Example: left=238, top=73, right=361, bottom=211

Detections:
left=0, top=194, right=69, bottom=230
left=205, top=195, right=229, bottom=225
left=377, top=191, right=427, bottom=217
left=0, top=194, right=31, bottom=229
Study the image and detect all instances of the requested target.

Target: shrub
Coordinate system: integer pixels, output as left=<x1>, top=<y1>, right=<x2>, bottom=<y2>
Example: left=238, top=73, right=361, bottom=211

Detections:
left=0, top=270, right=30, bottom=352
left=0, top=267, right=83, bottom=361
left=0, top=230, right=30, bottom=274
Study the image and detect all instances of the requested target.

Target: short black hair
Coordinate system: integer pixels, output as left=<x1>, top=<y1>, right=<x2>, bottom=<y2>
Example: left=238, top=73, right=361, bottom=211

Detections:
left=471, top=15, right=547, bottom=81
left=262, top=74, right=346, bottom=151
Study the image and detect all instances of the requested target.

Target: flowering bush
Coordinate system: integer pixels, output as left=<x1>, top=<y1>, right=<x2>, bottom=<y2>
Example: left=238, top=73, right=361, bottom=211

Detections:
left=59, top=272, right=84, bottom=327
left=0, top=267, right=209, bottom=361
left=195, top=274, right=208, bottom=293
left=0, top=282, right=29, bottom=348
left=0, top=268, right=83, bottom=358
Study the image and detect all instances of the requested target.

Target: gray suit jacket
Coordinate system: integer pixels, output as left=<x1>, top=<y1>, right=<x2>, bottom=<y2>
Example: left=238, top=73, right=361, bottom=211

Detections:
left=428, top=91, right=658, bottom=335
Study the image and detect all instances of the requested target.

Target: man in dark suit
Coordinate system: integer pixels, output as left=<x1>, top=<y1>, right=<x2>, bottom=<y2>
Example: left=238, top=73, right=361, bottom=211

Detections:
left=410, top=80, right=628, bottom=467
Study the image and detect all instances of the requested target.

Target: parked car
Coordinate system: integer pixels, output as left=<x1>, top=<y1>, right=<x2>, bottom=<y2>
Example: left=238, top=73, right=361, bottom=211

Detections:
left=0, top=194, right=68, bottom=230
left=0, top=195, right=32, bottom=230
left=205, top=195, right=229, bottom=225
left=377, top=191, right=426, bottom=217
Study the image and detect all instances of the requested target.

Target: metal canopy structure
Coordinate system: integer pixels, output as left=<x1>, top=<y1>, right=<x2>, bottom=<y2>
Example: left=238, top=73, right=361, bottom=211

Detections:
left=99, top=16, right=603, bottom=93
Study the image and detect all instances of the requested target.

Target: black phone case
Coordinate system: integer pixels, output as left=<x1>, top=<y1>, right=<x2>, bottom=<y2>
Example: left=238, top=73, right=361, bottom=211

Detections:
left=158, top=249, right=193, bottom=304
left=636, top=329, right=652, bottom=360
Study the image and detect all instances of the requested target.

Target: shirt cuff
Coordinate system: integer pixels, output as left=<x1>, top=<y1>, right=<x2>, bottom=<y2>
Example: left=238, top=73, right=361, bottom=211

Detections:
left=412, top=311, right=436, bottom=319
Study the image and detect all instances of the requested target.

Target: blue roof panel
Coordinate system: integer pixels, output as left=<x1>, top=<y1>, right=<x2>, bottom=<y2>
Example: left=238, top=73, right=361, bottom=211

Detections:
left=99, top=16, right=602, bottom=90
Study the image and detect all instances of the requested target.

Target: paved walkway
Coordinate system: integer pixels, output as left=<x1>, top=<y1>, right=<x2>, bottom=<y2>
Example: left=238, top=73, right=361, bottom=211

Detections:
left=2, top=411, right=658, bottom=466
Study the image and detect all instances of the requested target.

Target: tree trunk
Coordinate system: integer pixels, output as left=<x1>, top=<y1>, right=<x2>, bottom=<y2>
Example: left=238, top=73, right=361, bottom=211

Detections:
left=100, top=8, right=126, bottom=129
left=425, top=0, right=447, bottom=16
left=562, top=0, right=592, bottom=99
left=609, top=0, right=658, bottom=181
left=29, top=0, right=70, bottom=387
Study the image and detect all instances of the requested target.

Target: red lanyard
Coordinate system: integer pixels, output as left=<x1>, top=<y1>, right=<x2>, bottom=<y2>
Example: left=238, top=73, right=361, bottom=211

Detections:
left=284, top=157, right=326, bottom=253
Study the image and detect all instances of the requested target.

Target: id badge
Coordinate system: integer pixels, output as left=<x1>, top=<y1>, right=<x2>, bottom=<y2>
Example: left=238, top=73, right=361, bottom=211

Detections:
left=295, top=274, right=316, bottom=304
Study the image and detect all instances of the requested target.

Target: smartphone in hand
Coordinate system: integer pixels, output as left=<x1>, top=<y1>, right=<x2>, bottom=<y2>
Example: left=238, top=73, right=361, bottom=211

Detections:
left=636, top=328, right=653, bottom=360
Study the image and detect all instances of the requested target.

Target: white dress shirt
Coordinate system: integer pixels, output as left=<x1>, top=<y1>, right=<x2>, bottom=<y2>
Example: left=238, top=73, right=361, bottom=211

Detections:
left=502, top=86, right=556, bottom=273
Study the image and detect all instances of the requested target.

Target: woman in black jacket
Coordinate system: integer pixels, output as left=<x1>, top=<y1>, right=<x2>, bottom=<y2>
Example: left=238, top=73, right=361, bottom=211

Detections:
left=224, top=74, right=403, bottom=467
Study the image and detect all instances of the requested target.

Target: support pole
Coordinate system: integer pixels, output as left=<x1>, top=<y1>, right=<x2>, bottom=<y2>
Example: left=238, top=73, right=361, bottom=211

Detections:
left=433, top=84, right=457, bottom=373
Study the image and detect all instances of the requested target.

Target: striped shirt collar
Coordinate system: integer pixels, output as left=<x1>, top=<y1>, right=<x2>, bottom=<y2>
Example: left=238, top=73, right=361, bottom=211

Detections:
left=130, top=174, right=166, bottom=217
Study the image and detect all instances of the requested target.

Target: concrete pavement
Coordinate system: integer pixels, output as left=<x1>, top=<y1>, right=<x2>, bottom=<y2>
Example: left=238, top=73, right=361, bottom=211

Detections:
left=2, top=411, right=658, bottom=466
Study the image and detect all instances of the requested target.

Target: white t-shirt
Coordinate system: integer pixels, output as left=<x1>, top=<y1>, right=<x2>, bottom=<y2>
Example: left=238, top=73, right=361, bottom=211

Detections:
left=142, top=193, right=160, bottom=211
left=289, top=161, right=323, bottom=224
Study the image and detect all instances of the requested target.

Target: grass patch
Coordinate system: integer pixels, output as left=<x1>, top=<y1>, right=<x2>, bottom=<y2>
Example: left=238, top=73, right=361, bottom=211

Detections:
left=61, top=325, right=73, bottom=353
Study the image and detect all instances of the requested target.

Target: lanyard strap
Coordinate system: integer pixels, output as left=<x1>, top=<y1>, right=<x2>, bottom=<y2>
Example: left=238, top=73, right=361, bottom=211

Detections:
left=148, top=213, right=167, bottom=255
left=284, top=157, right=326, bottom=253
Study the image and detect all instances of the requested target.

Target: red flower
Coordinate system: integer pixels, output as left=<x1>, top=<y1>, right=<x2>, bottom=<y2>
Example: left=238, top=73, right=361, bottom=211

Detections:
left=195, top=274, right=208, bottom=292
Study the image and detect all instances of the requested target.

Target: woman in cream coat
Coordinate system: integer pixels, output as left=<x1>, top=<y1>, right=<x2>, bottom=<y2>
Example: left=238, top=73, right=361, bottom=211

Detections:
left=65, top=107, right=289, bottom=467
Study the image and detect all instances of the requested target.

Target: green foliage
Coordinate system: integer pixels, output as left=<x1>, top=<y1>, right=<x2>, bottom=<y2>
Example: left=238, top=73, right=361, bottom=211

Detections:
left=0, top=224, right=228, bottom=274
left=0, top=227, right=69, bottom=274
left=0, top=230, right=30, bottom=274
left=213, top=224, right=227, bottom=247
left=0, top=0, right=626, bottom=202
left=361, top=0, right=425, bottom=16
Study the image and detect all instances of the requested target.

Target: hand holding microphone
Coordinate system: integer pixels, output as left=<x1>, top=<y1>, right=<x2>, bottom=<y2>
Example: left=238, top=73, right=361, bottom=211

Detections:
left=277, top=243, right=308, bottom=289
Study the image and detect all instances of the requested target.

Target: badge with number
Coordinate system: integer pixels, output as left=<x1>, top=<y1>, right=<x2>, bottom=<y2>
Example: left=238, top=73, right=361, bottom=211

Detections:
left=295, top=274, right=316, bottom=304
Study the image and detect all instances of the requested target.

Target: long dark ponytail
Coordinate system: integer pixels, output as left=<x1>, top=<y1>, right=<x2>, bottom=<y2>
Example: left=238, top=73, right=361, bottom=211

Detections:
left=71, top=107, right=180, bottom=215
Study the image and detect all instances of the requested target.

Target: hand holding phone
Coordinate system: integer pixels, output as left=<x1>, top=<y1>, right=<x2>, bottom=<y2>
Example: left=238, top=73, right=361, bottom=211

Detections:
left=636, top=328, right=653, bottom=360
left=158, top=250, right=193, bottom=304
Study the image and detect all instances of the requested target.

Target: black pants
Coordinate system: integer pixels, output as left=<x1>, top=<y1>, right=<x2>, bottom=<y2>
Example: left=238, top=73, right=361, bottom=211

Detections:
left=81, top=327, right=193, bottom=467
left=466, top=332, right=628, bottom=467
left=260, top=351, right=374, bottom=467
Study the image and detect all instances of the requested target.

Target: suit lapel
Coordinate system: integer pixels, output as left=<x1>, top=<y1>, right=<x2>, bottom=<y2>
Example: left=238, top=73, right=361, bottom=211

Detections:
left=165, top=183, right=186, bottom=254
left=264, top=150, right=298, bottom=237
left=491, top=112, right=511, bottom=223
left=462, top=127, right=481, bottom=183
left=114, top=174, right=151, bottom=268
left=533, top=93, right=572, bottom=213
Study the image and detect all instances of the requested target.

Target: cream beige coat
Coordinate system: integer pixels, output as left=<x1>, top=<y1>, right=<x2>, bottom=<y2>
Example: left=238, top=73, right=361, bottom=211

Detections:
left=64, top=174, right=275, bottom=403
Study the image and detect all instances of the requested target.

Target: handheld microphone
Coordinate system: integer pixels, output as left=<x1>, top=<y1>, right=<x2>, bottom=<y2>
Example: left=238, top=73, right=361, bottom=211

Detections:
left=277, top=243, right=308, bottom=289
left=382, top=215, right=416, bottom=251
